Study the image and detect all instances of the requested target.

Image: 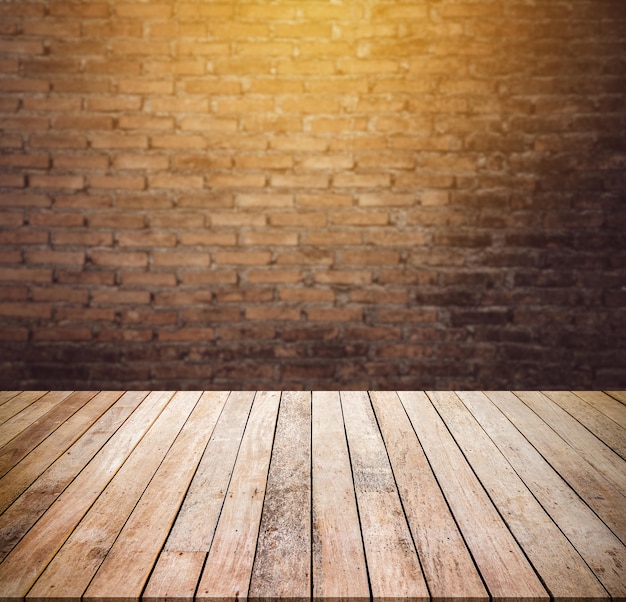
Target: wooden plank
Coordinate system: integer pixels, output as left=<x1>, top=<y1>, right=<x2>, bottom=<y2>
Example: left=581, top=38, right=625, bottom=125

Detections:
left=0, top=391, right=21, bottom=406
left=143, top=391, right=255, bottom=599
left=0, top=390, right=174, bottom=597
left=0, top=391, right=97, bottom=478
left=543, top=390, right=626, bottom=460
left=399, top=391, right=548, bottom=601
left=310, top=391, right=369, bottom=602
left=80, top=391, right=228, bottom=600
left=249, top=391, right=311, bottom=601
left=460, top=391, right=626, bottom=599
left=0, top=391, right=72, bottom=448
left=196, top=391, right=281, bottom=600
left=341, top=390, right=428, bottom=601
left=605, top=391, right=626, bottom=405
left=488, top=391, right=626, bottom=544
left=516, top=390, right=626, bottom=495
left=28, top=391, right=204, bottom=599
left=573, top=390, right=626, bottom=428
left=0, top=391, right=123, bottom=514
left=438, top=391, right=608, bottom=600
left=0, top=391, right=148, bottom=563
left=370, top=391, right=488, bottom=601
left=0, top=391, right=47, bottom=425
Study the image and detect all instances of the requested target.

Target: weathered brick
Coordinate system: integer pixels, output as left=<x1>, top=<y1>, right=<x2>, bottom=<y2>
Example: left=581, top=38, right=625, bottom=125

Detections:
left=1, top=0, right=624, bottom=390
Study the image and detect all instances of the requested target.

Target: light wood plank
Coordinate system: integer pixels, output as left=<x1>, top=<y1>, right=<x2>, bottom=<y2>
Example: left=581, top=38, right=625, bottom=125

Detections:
left=0, top=391, right=73, bottom=448
left=400, top=391, right=548, bottom=601
left=516, top=390, right=626, bottom=495
left=196, top=391, right=280, bottom=600
left=0, top=391, right=97, bottom=478
left=439, top=391, right=608, bottom=600
left=0, top=391, right=174, bottom=597
left=81, top=391, right=228, bottom=600
left=0, top=391, right=123, bottom=514
left=144, top=391, right=255, bottom=599
left=573, top=391, right=626, bottom=428
left=605, top=391, right=626, bottom=405
left=341, top=390, right=428, bottom=601
left=488, top=391, right=626, bottom=544
left=311, top=391, right=369, bottom=602
left=461, top=391, right=626, bottom=599
left=249, top=391, right=311, bottom=601
left=543, top=390, right=626, bottom=460
left=370, top=391, right=488, bottom=601
left=0, top=391, right=148, bottom=563
left=0, top=391, right=21, bottom=406
left=143, top=551, right=207, bottom=600
left=0, top=391, right=47, bottom=426
left=29, top=391, right=204, bottom=599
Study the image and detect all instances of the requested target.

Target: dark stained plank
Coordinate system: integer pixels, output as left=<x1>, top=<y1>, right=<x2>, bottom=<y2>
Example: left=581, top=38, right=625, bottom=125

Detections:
left=196, top=391, right=280, bottom=600
left=461, top=391, right=626, bottom=599
left=341, top=390, right=429, bottom=601
left=436, top=391, right=608, bottom=600
left=488, top=391, right=626, bottom=544
left=401, top=391, right=548, bottom=601
left=143, top=391, right=255, bottom=599
left=311, top=391, right=369, bottom=602
left=249, top=391, right=311, bottom=601
left=0, top=391, right=174, bottom=597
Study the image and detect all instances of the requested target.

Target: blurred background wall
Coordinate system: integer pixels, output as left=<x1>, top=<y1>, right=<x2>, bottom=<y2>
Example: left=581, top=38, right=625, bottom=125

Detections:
left=0, top=0, right=624, bottom=390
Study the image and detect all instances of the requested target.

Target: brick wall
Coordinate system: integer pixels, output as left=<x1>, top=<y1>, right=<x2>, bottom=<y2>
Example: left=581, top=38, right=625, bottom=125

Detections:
left=1, top=0, right=625, bottom=390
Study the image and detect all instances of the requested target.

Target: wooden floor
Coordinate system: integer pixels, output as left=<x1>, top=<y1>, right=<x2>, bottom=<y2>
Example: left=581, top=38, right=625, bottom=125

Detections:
left=0, top=391, right=624, bottom=601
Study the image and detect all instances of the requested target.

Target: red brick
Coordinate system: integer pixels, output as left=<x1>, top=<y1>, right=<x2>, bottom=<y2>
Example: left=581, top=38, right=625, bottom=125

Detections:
left=89, top=175, right=145, bottom=190
left=28, top=250, right=85, bottom=266
left=215, top=251, right=271, bottom=266
left=158, top=328, right=216, bottom=342
left=247, top=270, right=302, bottom=284
left=179, top=271, right=237, bottom=285
left=0, top=174, right=25, bottom=188
left=306, top=308, right=363, bottom=322
left=152, top=251, right=209, bottom=267
left=246, top=307, right=301, bottom=321
left=91, top=290, right=150, bottom=305
left=118, top=231, right=177, bottom=248
left=0, top=303, right=52, bottom=318
left=90, top=251, right=148, bottom=268
left=119, top=272, right=177, bottom=287
left=29, top=175, right=84, bottom=190
left=0, top=268, right=52, bottom=282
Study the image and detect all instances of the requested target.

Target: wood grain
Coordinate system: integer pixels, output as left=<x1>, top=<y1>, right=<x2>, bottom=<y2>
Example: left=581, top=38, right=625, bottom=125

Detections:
left=196, top=391, right=280, bottom=600
left=461, top=391, right=626, bottom=599
left=0, top=390, right=624, bottom=602
left=312, top=391, right=369, bottom=601
left=402, top=391, right=548, bottom=601
left=342, top=390, right=428, bottom=601
left=249, top=391, right=311, bottom=601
